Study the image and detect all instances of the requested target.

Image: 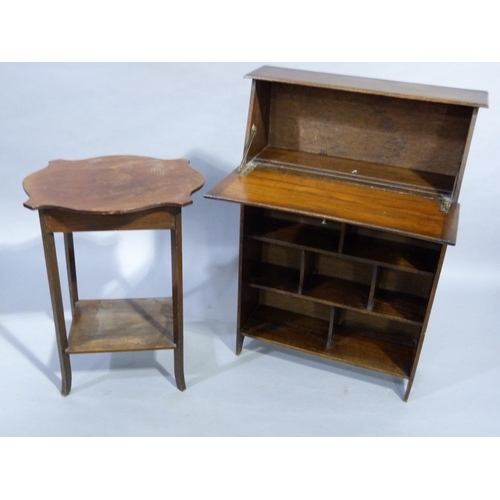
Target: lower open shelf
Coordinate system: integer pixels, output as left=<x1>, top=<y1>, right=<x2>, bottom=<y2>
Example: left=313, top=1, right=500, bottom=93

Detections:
left=66, top=298, right=175, bottom=354
left=241, top=305, right=414, bottom=379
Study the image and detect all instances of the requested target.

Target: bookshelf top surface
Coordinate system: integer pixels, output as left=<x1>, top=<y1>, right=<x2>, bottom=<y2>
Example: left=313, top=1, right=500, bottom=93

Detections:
left=246, top=66, right=489, bottom=108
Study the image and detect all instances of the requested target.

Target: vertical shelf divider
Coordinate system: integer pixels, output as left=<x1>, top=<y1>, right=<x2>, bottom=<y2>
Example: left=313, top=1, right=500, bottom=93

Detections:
left=367, top=264, right=380, bottom=311
left=326, top=306, right=339, bottom=349
left=298, top=249, right=315, bottom=295
left=338, top=223, right=347, bottom=254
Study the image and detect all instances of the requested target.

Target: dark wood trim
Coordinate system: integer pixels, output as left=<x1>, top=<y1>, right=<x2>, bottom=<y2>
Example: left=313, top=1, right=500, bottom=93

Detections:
left=452, top=108, right=479, bottom=201
left=43, top=207, right=176, bottom=233
left=245, top=66, right=489, bottom=108
left=171, top=208, right=186, bottom=391
left=64, top=233, right=78, bottom=314
left=367, top=265, right=379, bottom=312
left=298, top=250, right=315, bottom=295
left=404, top=245, right=448, bottom=401
left=39, top=212, right=72, bottom=396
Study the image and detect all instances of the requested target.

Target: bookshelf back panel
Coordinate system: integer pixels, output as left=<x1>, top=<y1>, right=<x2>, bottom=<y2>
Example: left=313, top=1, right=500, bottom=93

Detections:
left=259, top=289, right=332, bottom=321
left=378, top=268, right=433, bottom=298
left=342, top=309, right=421, bottom=347
left=261, top=242, right=302, bottom=269
left=267, top=82, right=472, bottom=176
left=315, top=253, right=373, bottom=286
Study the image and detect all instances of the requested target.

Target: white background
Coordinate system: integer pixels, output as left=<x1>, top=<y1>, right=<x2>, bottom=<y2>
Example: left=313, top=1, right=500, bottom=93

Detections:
left=0, top=3, right=499, bottom=497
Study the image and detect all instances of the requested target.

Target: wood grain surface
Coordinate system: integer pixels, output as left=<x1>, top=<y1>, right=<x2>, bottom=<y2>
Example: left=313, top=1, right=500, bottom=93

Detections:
left=23, top=156, right=204, bottom=213
left=67, top=298, right=175, bottom=353
left=246, top=66, right=489, bottom=108
left=205, top=168, right=459, bottom=244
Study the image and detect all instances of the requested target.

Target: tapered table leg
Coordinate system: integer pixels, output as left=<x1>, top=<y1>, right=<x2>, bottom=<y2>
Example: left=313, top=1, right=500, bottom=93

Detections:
left=171, top=209, right=186, bottom=391
left=40, top=212, right=72, bottom=396
left=64, top=232, right=78, bottom=314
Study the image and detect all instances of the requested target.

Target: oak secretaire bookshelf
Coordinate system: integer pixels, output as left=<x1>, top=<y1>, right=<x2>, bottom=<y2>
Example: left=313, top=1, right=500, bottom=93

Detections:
left=205, top=66, right=488, bottom=400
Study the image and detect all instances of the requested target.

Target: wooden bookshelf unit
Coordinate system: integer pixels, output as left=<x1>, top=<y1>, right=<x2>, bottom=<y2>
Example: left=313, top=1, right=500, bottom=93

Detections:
left=206, top=66, right=488, bottom=400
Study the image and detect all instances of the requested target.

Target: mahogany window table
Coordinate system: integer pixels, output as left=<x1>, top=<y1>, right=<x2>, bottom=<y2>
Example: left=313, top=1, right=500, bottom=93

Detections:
left=23, top=156, right=204, bottom=395
left=206, top=66, right=488, bottom=401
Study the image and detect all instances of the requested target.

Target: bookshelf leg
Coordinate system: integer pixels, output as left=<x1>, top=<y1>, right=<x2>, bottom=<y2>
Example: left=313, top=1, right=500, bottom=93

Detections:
left=326, top=307, right=338, bottom=349
left=236, top=331, right=244, bottom=355
left=404, top=377, right=415, bottom=402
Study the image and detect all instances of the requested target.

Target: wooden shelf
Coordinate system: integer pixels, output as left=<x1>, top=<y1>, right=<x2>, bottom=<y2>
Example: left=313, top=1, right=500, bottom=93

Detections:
left=372, top=290, right=428, bottom=325
left=247, top=263, right=300, bottom=294
left=67, top=298, right=175, bottom=354
left=242, top=305, right=414, bottom=379
left=343, top=235, right=440, bottom=275
left=245, top=208, right=440, bottom=275
left=248, top=266, right=426, bottom=326
left=302, top=275, right=371, bottom=311
left=247, top=216, right=340, bottom=253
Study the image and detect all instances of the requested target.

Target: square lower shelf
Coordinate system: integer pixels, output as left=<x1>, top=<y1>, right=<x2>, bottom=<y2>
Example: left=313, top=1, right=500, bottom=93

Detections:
left=66, top=298, right=175, bottom=354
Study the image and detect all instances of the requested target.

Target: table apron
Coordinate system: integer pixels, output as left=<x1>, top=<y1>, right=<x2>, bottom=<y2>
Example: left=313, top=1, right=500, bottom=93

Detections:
left=40, top=207, right=179, bottom=232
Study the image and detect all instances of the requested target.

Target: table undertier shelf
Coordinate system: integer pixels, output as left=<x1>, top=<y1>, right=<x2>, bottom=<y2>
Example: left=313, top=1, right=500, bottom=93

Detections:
left=67, top=298, right=175, bottom=354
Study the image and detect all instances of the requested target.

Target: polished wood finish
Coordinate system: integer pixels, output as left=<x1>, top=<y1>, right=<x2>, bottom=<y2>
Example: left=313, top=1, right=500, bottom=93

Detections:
left=39, top=212, right=72, bottom=395
left=23, top=156, right=204, bottom=213
left=67, top=299, right=175, bottom=353
left=245, top=66, right=489, bottom=108
left=267, top=85, right=472, bottom=178
left=205, top=167, right=459, bottom=244
left=206, top=66, right=486, bottom=400
left=238, top=206, right=442, bottom=398
left=251, top=147, right=456, bottom=197
left=24, top=156, right=204, bottom=395
left=243, top=304, right=415, bottom=379
left=64, top=233, right=78, bottom=313
left=42, top=207, right=176, bottom=233
left=170, top=210, right=186, bottom=391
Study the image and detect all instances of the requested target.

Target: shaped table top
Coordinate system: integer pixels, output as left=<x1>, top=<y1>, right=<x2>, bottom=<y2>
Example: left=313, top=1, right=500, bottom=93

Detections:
left=23, top=156, right=205, bottom=214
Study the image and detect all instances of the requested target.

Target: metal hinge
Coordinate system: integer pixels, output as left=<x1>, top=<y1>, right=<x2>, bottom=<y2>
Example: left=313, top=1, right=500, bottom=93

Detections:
left=440, top=196, right=452, bottom=213
left=237, top=125, right=258, bottom=176
left=239, top=160, right=258, bottom=177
